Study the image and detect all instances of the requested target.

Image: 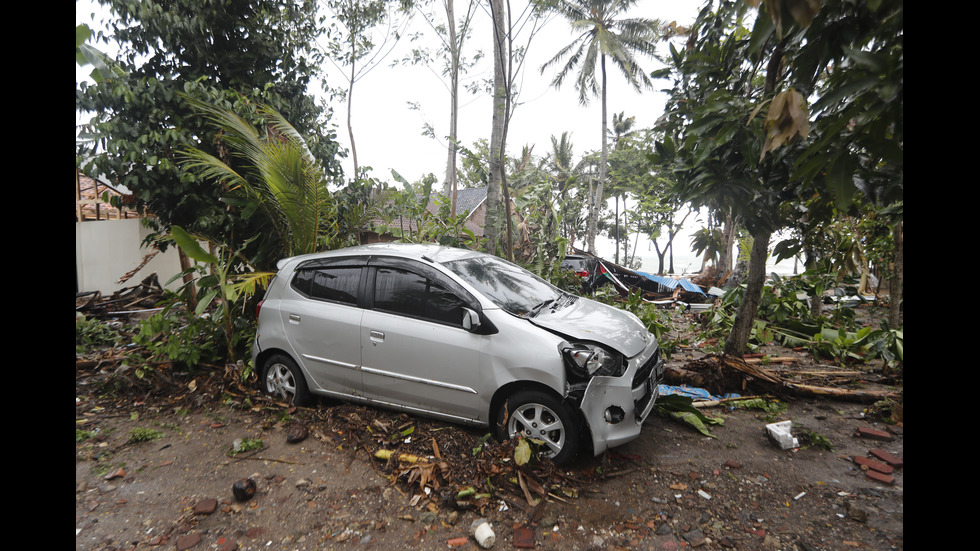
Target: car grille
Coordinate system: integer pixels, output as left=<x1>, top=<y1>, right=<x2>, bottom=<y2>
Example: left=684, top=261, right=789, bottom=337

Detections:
left=632, top=347, right=662, bottom=388
left=631, top=347, right=664, bottom=422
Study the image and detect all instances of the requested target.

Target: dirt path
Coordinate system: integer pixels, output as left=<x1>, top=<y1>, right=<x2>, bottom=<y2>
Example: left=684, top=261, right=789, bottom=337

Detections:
left=76, top=367, right=902, bottom=551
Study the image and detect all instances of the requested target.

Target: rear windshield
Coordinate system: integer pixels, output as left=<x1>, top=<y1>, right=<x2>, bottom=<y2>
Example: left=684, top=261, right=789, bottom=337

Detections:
left=442, top=255, right=561, bottom=317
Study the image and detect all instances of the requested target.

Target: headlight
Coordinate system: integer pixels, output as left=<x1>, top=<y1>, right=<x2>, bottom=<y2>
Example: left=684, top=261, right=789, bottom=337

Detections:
left=560, top=342, right=625, bottom=379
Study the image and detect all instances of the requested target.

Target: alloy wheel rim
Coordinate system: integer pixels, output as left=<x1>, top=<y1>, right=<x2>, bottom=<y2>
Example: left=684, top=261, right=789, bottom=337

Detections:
left=508, top=402, right=565, bottom=457
left=266, top=363, right=296, bottom=401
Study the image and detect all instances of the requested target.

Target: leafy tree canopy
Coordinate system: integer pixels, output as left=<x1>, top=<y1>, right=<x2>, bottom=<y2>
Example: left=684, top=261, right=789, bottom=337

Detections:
left=651, top=0, right=903, bottom=355
left=654, top=0, right=902, bottom=233
left=76, top=0, right=343, bottom=262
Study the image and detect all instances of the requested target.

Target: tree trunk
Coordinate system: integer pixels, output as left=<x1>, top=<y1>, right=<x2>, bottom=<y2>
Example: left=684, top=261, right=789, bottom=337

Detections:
left=586, top=55, right=608, bottom=254
left=178, top=248, right=198, bottom=309
left=804, top=248, right=823, bottom=318
left=719, top=211, right=738, bottom=273
left=444, top=0, right=459, bottom=215
left=723, top=229, right=771, bottom=358
left=888, top=221, right=903, bottom=328
left=347, top=51, right=359, bottom=179
left=614, top=196, right=619, bottom=263
left=485, top=0, right=506, bottom=256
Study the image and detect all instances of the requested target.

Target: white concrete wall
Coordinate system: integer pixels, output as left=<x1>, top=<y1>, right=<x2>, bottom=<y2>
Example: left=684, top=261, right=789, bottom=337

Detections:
left=75, top=219, right=184, bottom=295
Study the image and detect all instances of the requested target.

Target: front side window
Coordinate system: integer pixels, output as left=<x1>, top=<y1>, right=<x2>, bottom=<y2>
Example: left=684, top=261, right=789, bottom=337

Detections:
left=373, top=267, right=466, bottom=326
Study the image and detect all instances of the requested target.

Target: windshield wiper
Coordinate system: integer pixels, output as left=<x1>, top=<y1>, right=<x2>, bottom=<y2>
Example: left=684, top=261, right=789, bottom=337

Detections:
left=529, top=298, right=555, bottom=317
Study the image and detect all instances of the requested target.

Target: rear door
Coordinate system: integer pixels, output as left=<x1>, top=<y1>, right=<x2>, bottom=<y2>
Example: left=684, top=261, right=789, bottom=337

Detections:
left=280, top=260, right=365, bottom=396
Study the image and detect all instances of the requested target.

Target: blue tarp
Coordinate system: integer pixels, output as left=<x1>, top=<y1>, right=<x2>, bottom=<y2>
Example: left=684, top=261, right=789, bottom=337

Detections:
left=636, top=272, right=706, bottom=296
left=659, top=384, right=740, bottom=401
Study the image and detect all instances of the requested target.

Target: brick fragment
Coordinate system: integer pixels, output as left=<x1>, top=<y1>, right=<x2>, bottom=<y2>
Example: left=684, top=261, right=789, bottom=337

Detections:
left=864, top=469, right=895, bottom=485
left=853, top=456, right=894, bottom=474
left=513, top=526, right=534, bottom=548
left=855, top=426, right=893, bottom=441
left=869, top=448, right=903, bottom=468
left=193, top=498, right=218, bottom=515
left=176, top=533, right=202, bottom=550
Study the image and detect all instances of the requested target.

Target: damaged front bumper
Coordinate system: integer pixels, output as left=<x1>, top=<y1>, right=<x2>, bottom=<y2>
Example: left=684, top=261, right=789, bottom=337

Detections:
left=577, top=340, right=664, bottom=455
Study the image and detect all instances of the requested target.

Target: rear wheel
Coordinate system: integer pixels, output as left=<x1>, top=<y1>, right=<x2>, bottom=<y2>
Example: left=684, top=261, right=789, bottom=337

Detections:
left=261, top=354, right=312, bottom=407
left=496, top=389, right=580, bottom=465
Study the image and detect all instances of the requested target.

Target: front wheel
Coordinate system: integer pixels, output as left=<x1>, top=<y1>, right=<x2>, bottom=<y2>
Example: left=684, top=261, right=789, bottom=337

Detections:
left=496, top=389, right=581, bottom=465
left=261, top=354, right=312, bottom=407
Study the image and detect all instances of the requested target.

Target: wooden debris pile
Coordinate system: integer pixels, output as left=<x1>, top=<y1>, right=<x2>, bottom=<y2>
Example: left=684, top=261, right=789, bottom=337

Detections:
left=665, top=353, right=901, bottom=403
left=76, top=274, right=166, bottom=320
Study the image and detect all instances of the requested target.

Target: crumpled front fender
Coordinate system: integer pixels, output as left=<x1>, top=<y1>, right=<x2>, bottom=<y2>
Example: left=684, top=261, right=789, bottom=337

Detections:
left=576, top=351, right=663, bottom=456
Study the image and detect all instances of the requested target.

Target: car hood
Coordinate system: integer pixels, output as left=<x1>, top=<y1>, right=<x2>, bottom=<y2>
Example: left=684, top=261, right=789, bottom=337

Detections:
left=529, top=297, right=652, bottom=357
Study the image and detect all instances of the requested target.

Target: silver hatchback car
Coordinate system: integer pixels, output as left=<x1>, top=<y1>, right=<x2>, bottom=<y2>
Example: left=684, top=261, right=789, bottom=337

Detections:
left=252, top=243, right=664, bottom=463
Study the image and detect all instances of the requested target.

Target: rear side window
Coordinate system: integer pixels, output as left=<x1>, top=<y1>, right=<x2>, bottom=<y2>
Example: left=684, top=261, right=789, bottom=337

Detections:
left=373, top=267, right=466, bottom=326
left=291, top=267, right=360, bottom=305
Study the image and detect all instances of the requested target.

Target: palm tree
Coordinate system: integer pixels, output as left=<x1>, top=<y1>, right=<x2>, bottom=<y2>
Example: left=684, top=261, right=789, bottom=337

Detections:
left=547, top=132, right=576, bottom=200
left=540, top=0, right=662, bottom=254
left=612, top=111, right=637, bottom=147
left=610, top=111, right=636, bottom=262
left=179, top=97, right=337, bottom=260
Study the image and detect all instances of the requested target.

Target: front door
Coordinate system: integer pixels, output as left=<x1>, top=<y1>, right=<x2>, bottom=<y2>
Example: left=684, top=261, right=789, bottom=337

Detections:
left=359, top=265, right=488, bottom=422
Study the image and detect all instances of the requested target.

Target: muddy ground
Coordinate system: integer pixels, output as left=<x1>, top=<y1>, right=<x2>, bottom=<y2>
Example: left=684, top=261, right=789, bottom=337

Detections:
left=76, top=310, right=903, bottom=551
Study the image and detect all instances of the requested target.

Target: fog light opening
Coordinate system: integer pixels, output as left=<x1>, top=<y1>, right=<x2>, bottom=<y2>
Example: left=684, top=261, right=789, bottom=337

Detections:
left=604, top=406, right=625, bottom=424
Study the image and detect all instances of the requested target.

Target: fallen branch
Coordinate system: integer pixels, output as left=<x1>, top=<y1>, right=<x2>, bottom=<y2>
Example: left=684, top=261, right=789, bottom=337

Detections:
left=744, top=356, right=799, bottom=364
left=374, top=449, right=424, bottom=464
left=668, top=354, right=900, bottom=403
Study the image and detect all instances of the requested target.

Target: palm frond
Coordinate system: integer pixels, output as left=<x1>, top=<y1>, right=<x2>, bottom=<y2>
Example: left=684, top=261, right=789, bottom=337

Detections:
left=180, top=95, right=335, bottom=258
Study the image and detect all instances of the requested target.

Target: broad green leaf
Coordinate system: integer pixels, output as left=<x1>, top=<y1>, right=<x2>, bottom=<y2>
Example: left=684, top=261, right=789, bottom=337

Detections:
left=844, top=47, right=888, bottom=73
left=747, top=11, right=774, bottom=57
left=668, top=410, right=720, bottom=438
left=171, top=226, right=219, bottom=265
left=76, top=24, right=92, bottom=49
left=655, top=394, right=724, bottom=438
left=197, top=274, right=219, bottom=288
left=826, top=155, right=856, bottom=209
left=195, top=289, right=217, bottom=316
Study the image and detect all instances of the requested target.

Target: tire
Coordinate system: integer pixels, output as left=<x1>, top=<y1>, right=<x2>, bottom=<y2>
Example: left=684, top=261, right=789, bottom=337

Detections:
left=496, top=389, right=581, bottom=465
left=261, top=354, right=312, bottom=407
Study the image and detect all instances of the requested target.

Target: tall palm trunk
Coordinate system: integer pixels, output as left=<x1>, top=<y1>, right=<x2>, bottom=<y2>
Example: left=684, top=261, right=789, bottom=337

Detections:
left=444, top=0, right=459, bottom=215
left=587, top=55, right=608, bottom=254
left=486, top=0, right=506, bottom=256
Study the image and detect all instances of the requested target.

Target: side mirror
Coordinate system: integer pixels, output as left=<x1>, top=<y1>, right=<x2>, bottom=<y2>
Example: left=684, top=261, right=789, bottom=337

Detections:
left=462, top=307, right=481, bottom=331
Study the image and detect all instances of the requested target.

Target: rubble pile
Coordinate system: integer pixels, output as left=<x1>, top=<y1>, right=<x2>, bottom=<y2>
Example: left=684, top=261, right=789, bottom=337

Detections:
left=76, top=274, right=167, bottom=320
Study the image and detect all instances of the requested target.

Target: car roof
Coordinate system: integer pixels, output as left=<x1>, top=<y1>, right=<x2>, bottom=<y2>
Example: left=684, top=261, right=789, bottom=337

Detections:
left=277, top=243, right=485, bottom=271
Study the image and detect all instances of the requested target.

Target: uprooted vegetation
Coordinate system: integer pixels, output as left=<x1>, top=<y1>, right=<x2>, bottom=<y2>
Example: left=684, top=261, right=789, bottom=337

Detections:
left=77, top=268, right=902, bottom=522
left=76, top=267, right=903, bottom=422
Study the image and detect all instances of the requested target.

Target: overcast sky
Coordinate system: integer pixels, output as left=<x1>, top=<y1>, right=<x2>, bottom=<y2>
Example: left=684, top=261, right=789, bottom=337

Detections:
left=76, top=1, right=798, bottom=273
left=76, top=0, right=701, bottom=183
left=320, top=1, right=702, bottom=184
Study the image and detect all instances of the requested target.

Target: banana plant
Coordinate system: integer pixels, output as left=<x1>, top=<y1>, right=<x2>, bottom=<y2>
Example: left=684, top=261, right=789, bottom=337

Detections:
left=862, top=322, right=903, bottom=372
left=170, top=226, right=273, bottom=362
left=808, top=325, right=876, bottom=365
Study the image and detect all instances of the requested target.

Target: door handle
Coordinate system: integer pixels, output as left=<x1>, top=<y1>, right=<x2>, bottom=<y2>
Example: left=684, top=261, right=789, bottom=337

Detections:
left=288, top=314, right=301, bottom=324
left=369, top=330, right=385, bottom=343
